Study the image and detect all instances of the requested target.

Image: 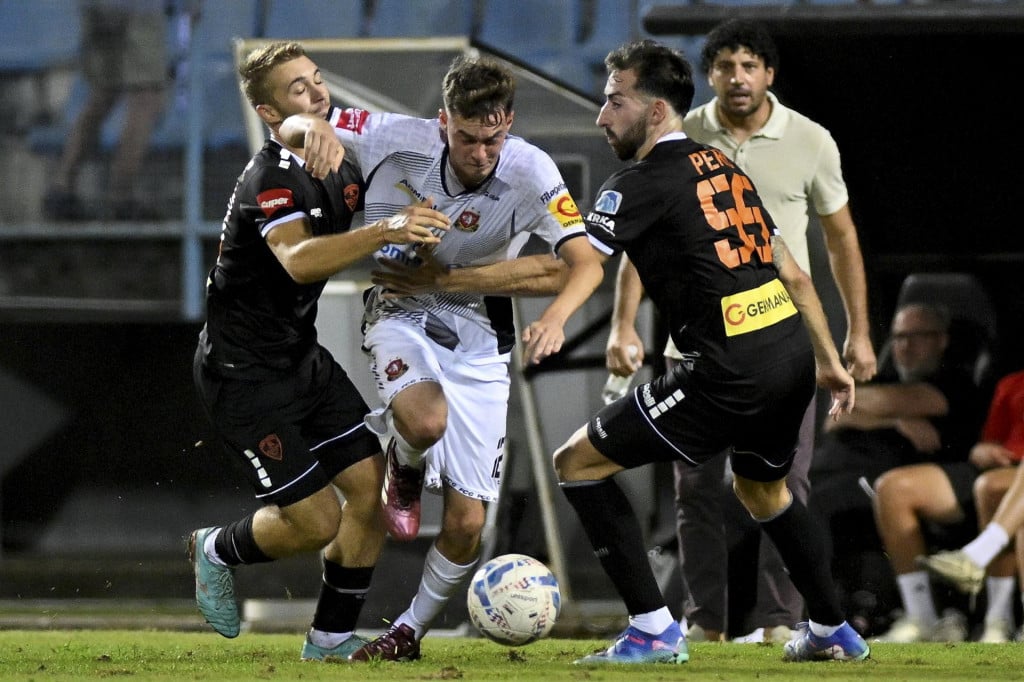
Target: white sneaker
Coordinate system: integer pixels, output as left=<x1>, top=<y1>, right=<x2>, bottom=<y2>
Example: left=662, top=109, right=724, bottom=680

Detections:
left=979, top=619, right=1013, bottom=643
left=729, top=625, right=792, bottom=644
left=930, top=609, right=968, bottom=643
left=874, top=615, right=927, bottom=643
left=732, top=627, right=765, bottom=643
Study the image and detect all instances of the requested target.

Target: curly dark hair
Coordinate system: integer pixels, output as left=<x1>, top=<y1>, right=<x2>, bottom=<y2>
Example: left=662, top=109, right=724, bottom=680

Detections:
left=700, top=19, right=779, bottom=75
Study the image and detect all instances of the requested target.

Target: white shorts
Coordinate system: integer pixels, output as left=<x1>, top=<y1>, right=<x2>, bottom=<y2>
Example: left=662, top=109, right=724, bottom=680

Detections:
left=363, top=318, right=511, bottom=501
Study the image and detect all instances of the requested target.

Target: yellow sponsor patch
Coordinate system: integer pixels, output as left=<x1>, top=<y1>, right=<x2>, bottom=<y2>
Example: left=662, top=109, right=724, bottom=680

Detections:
left=720, top=278, right=798, bottom=337
left=547, top=192, right=584, bottom=229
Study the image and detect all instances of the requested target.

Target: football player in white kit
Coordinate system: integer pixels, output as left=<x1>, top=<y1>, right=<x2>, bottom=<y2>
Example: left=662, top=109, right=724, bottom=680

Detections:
left=282, top=54, right=604, bottom=661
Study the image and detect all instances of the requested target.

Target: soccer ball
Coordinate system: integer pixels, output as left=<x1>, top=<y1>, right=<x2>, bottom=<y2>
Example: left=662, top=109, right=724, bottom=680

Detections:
left=466, top=553, right=561, bottom=646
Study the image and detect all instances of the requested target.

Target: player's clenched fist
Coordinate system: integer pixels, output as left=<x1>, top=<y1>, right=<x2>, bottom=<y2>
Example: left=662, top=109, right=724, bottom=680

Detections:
left=376, top=197, right=449, bottom=246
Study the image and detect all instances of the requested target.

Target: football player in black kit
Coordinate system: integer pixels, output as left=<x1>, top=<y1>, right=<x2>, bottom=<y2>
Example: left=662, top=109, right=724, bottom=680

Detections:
left=554, top=40, right=871, bottom=664
left=187, top=42, right=450, bottom=660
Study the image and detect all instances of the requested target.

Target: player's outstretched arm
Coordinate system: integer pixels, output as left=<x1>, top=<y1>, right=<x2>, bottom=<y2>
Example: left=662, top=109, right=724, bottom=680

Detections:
left=267, top=198, right=449, bottom=284
left=606, top=256, right=645, bottom=377
left=521, top=237, right=607, bottom=366
left=373, top=252, right=570, bottom=299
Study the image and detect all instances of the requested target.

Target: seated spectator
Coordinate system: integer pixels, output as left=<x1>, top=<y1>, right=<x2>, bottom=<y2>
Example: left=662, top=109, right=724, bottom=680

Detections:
left=808, top=302, right=987, bottom=637
left=918, top=369, right=1024, bottom=642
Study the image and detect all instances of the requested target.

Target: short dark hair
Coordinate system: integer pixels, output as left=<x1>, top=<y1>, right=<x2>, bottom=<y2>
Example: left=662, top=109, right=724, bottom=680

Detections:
left=604, top=39, right=695, bottom=116
left=442, top=55, right=515, bottom=122
left=700, top=19, right=779, bottom=75
left=239, top=41, right=308, bottom=108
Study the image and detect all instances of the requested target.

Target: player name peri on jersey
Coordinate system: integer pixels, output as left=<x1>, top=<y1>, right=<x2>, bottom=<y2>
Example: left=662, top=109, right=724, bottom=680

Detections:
left=687, top=147, right=737, bottom=175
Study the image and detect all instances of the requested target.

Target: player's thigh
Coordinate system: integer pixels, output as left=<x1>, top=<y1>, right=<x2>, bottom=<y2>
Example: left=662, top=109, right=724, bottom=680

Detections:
left=427, top=353, right=511, bottom=502
left=363, top=319, right=445, bottom=429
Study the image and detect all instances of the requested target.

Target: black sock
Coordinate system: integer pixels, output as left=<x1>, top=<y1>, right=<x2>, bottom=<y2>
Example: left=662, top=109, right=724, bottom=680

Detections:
left=758, top=498, right=844, bottom=625
left=311, top=560, right=374, bottom=634
left=215, top=515, right=273, bottom=566
left=561, top=478, right=665, bottom=615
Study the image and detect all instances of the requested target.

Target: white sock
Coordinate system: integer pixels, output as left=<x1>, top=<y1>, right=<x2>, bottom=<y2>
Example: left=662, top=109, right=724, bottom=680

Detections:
left=808, top=620, right=843, bottom=637
left=399, top=543, right=476, bottom=638
left=629, top=607, right=675, bottom=635
left=963, top=523, right=1010, bottom=569
left=308, top=629, right=354, bottom=649
left=985, top=576, right=1017, bottom=624
left=203, top=528, right=229, bottom=567
left=897, top=571, right=938, bottom=625
left=387, top=412, right=427, bottom=469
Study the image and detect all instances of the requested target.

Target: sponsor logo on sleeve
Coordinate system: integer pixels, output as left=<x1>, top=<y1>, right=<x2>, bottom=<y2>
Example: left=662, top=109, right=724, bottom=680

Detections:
left=256, top=188, right=294, bottom=218
left=336, top=108, right=370, bottom=133
left=720, top=278, right=798, bottom=337
left=547, top=191, right=583, bottom=229
left=586, top=212, right=616, bottom=235
left=594, top=190, right=622, bottom=215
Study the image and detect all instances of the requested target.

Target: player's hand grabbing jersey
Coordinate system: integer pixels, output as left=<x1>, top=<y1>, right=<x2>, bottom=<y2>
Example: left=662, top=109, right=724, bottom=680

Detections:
left=199, top=141, right=363, bottom=378
left=327, top=107, right=584, bottom=356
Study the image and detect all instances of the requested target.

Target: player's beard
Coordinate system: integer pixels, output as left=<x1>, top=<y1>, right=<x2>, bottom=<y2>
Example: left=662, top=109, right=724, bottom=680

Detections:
left=607, top=114, right=648, bottom=161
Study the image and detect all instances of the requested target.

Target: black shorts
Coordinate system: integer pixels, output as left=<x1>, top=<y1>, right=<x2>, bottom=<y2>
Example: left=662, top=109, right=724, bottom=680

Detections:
left=588, top=351, right=815, bottom=483
left=193, top=344, right=381, bottom=507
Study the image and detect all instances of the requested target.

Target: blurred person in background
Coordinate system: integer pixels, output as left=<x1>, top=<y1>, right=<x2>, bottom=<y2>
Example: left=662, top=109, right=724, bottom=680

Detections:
left=919, top=368, right=1024, bottom=642
left=42, top=0, right=194, bottom=221
left=809, top=302, right=986, bottom=642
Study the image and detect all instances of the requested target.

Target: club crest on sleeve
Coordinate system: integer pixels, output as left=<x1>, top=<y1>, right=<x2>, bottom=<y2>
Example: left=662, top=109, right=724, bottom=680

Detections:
left=594, top=190, right=622, bottom=215
left=343, top=183, right=361, bottom=211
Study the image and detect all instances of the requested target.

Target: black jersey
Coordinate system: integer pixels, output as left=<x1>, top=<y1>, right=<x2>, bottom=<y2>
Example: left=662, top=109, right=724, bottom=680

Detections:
left=585, top=135, right=810, bottom=378
left=198, top=140, right=363, bottom=378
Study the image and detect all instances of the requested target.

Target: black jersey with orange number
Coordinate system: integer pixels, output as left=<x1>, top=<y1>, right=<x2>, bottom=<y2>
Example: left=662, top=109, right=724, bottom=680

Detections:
left=585, top=135, right=810, bottom=378
left=198, top=140, right=364, bottom=378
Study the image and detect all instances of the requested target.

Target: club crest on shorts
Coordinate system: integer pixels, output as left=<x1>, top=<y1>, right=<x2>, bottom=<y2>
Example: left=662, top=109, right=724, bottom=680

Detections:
left=259, top=434, right=283, bottom=460
left=456, top=209, right=480, bottom=232
left=385, top=358, right=409, bottom=381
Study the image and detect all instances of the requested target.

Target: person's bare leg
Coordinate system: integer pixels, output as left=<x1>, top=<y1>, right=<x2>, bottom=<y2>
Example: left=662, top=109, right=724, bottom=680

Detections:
left=51, top=90, right=116, bottom=192
left=108, top=87, right=166, bottom=202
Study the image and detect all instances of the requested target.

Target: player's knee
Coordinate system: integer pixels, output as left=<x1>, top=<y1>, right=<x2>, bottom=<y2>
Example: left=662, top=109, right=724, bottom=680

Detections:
left=441, top=510, right=485, bottom=549
left=552, top=427, right=595, bottom=482
left=552, top=444, right=576, bottom=482
left=733, top=478, right=787, bottom=519
left=297, top=510, right=342, bottom=550
left=394, top=409, right=447, bottom=448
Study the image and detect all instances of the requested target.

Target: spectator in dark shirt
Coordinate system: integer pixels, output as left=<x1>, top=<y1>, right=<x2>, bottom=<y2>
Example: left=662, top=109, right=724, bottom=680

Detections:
left=809, top=302, right=985, bottom=639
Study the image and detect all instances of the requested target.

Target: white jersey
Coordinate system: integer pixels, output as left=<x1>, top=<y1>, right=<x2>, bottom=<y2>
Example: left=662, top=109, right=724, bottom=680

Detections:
left=327, top=107, right=585, bottom=357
